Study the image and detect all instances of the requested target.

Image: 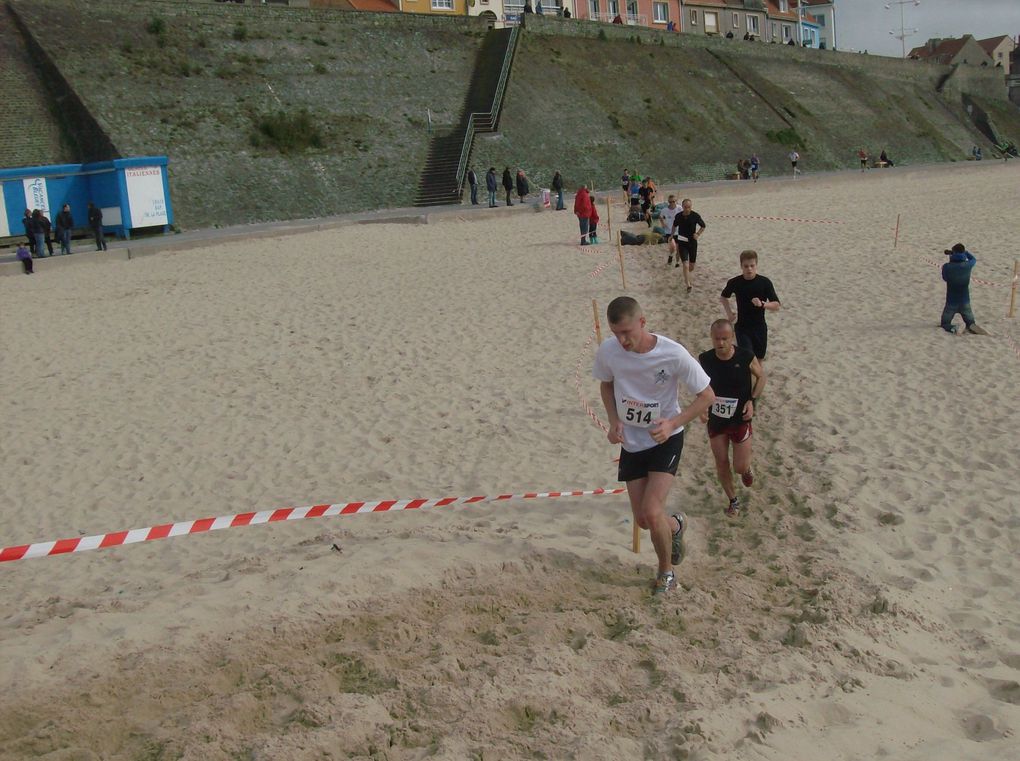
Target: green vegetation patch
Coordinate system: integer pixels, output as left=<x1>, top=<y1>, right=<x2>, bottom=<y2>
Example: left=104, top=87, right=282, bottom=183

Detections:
left=251, top=109, right=324, bottom=153
left=765, top=127, right=806, bottom=149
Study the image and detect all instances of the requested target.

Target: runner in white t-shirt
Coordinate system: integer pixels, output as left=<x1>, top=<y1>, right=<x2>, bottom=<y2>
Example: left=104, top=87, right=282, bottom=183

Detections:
left=593, top=297, right=715, bottom=597
left=658, top=195, right=682, bottom=268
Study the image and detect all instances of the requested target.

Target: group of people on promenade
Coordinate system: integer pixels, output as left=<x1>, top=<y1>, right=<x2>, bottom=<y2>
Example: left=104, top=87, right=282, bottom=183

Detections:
left=15, top=202, right=108, bottom=274
left=467, top=167, right=533, bottom=208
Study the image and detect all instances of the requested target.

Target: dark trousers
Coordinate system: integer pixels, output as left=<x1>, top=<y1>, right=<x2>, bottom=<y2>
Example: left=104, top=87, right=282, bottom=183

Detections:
left=26, top=233, right=35, bottom=254
left=93, top=225, right=107, bottom=250
left=469, top=184, right=478, bottom=205
left=941, top=301, right=975, bottom=331
left=21, top=258, right=34, bottom=274
left=504, top=188, right=513, bottom=205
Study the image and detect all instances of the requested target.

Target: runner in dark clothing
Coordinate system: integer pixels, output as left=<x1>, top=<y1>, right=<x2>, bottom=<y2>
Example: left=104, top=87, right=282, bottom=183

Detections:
left=671, top=199, right=706, bottom=293
left=699, top=318, right=766, bottom=516
left=720, top=250, right=781, bottom=360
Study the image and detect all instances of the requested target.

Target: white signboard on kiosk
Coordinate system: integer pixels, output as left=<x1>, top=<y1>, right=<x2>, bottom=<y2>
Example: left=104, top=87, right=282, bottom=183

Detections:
left=23, top=177, right=50, bottom=216
left=0, top=194, right=9, bottom=238
left=125, top=166, right=168, bottom=228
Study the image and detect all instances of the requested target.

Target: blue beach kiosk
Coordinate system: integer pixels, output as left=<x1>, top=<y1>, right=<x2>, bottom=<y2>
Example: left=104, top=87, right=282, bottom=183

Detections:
left=0, top=156, right=172, bottom=242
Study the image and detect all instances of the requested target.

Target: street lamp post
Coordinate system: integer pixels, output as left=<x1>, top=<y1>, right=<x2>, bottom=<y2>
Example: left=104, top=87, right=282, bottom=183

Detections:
left=885, top=0, right=921, bottom=59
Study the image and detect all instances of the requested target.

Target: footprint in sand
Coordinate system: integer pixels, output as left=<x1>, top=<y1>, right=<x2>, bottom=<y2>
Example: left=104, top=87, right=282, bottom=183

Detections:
left=985, top=678, right=1020, bottom=705
left=961, top=713, right=1005, bottom=742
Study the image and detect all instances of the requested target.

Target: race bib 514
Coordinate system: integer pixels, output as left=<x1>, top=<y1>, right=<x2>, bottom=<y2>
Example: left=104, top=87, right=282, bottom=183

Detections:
left=618, top=398, right=660, bottom=428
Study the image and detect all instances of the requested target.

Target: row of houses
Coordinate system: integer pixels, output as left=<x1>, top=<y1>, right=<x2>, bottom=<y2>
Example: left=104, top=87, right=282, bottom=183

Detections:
left=908, top=35, right=1016, bottom=76
left=279, top=0, right=837, bottom=50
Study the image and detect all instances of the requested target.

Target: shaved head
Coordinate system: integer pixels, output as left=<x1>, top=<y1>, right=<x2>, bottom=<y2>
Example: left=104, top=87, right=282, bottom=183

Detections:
left=607, top=296, right=642, bottom=325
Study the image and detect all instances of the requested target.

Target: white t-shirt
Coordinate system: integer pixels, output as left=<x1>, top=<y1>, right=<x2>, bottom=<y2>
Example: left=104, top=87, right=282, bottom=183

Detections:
left=592, top=333, right=711, bottom=453
left=659, top=204, right=681, bottom=233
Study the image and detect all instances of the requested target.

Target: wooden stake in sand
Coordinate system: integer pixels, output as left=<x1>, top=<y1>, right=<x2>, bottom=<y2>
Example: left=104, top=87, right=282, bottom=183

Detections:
left=893, top=213, right=901, bottom=249
left=617, top=235, right=627, bottom=290
left=591, top=299, right=603, bottom=344
left=1009, top=260, right=1019, bottom=318
left=632, top=521, right=640, bottom=554
left=605, top=197, right=612, bottom=237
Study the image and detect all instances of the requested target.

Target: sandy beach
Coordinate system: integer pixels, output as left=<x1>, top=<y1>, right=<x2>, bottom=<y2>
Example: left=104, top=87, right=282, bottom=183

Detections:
left=1, top=161, right=1018, bottom=760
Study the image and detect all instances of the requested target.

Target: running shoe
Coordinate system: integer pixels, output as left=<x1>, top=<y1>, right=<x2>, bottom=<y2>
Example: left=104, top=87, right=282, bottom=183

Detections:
left=652, top=570, right=676, bottom=597
left=670, top=513, right=686, bottom=565
left=741, top=470, right=754, bottom=487
left=966, top=324, right=988, bottom=335
left=667, top=255, right=673, bottom=265
left=725, top=497, right=740, bottom=516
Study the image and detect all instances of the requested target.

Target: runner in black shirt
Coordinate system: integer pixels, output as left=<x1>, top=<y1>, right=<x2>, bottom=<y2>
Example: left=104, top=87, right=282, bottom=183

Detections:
left=670, top=199, right=706, bottom=293
left=699, top=319, right=766, bottom=515
left=638, top=179, right=655, bottom=222
left=720, top=249, right=781, bottom=360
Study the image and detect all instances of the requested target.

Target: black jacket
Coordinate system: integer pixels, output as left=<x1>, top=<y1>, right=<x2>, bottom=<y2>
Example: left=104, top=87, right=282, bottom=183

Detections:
left=467, top=170, right=477, bottom=186
left=56, top=210, right=73, bottom=232
left=552, top=173, right=563, bottom=191
left=515, top=174, right=529, bottom=196
left=88, top=206, right=103, bottom=227
left=502, top=169, right=513, bottom=190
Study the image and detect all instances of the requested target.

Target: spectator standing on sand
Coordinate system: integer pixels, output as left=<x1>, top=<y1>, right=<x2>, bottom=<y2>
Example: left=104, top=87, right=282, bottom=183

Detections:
left=588, top=193, right=600, bottom=244
left=502, top=167, right=514, bottom=206
left=516, top=169, right=530, bottom=203
left=789, top=150, right=800, bottom=176
left=88, top=202, right=108, bottom=251
left=467, top=168, right=479, bottom=205
left=16, top=242, right=34, bottom=274
left=22, top=209, right=35, bottom=255
left=485, top=167, right=498, bottom=207
left=750, top=153, right=760, bottom=182
left=574, top=185, right=593, bottom=246
left=56, top=203, right=73, bottom=255
left=940, top=243, right=986, bottom=335
left=552, top=170, right=565, bottom=210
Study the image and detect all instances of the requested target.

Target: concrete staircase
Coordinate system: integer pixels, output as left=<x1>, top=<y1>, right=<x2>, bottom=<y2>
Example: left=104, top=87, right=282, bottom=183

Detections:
left=414, top=27, right=517, bottom=207
left=0, top=5, right=70, bottom=169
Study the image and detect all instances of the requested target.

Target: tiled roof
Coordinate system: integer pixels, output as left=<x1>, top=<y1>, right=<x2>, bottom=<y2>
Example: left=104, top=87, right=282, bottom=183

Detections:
left=763, top=1, right=798, bottom=21
left=910, top=37, right=968, bottom=61
left=977, top=35, right=1013, bottom=55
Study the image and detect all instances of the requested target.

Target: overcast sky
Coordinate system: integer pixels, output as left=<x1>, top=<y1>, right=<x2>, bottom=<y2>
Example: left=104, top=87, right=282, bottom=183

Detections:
left=836, top=0, right=1020, bottom=57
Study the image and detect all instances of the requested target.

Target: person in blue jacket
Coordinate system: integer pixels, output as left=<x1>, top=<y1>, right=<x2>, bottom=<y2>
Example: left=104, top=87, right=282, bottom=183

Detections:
left=941, top=243, right=986, bottom=334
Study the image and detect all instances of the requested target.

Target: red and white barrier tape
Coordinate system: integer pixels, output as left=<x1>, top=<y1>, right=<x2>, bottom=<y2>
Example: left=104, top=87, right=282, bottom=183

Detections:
left=916, top=253, right=1011, bottom=288
left=0, top=488, right=625, bottom=563
left=589, top=260, right=611, bottom=279
left=573, top=328, right=609, bottom=433
left=714, top=214, right=845, bottom=225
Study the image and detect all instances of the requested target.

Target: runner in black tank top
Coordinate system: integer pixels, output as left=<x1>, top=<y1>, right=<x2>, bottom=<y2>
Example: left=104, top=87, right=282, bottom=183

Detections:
left=698, top=319, right=766, bottom=516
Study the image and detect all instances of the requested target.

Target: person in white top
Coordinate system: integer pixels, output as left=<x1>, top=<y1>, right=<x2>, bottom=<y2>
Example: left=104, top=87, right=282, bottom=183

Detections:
left=789, top=150, right=800, bottom=176
left=592, top=296, right=715, bottom=597
left=658, top=195, right=682, bottom=267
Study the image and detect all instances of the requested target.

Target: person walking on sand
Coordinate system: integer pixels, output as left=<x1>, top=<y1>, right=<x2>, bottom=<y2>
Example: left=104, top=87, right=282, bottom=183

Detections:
left=750, top=153, right=760, bottom=183
left=573, top=184, right=593, bottom=246
left=56, top=203, right=74, bottom=255
left=858, top=147, right=868, bottom=171
left=940, top=243, right=987, bottom=335
left=720, top=250, right=781, bottom=361
left=22, top=209, right=35, bottom=255
left=502, top=167, right=514, bottom=206
left=670, top=198, right=706, bottom=293
left=88, top=202, right=107, bottom=251
left=588, top=192, right=600, bottom=244
left=552, top=170, right=565, bottom=210
left=516, top=168, right=530, bottom=203
left=699, top=319, right=765, bottom=517
left=659, top=195, right=682, bottom=266
left=621, top=169, right=631, bottom=205
left=789, top=150, right=800, bottom=177
left=485, top=167, right=498, bottom=208
left=593, top=296, right=715, bottom=597
left=467, top=167, right=479, bottom=205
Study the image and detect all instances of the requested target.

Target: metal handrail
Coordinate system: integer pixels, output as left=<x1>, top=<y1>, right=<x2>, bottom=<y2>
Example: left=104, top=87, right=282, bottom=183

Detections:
left=455, top=26, right=519, bottom=192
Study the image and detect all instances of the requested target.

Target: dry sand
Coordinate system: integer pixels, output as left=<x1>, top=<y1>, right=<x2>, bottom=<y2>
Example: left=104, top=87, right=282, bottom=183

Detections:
left=1, top=162, right=1018, bottom=760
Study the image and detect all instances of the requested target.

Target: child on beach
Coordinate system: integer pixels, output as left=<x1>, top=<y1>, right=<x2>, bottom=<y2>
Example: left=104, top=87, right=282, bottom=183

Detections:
left=16, top=243, right=34, bottom=274
left=588, top=194, right=600, bottom=244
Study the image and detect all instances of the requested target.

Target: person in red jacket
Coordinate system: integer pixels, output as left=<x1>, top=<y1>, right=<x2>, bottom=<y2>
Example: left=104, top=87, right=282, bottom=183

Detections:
left=588, top=193, right=601, bottom=244
left=574, top=185, right=592, bottom=246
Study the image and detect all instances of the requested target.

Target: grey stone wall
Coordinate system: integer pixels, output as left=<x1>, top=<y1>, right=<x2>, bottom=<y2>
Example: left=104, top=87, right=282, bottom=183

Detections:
left=11, top=0, right=488, bottom=228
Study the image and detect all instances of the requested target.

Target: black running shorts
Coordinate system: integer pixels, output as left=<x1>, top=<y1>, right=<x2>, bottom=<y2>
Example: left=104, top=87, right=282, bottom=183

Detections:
left=618, top=431, right=685, bottom=482
left=736, top=324, right=768, bottom=360
left=677, top=238, right=698, bottom=263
